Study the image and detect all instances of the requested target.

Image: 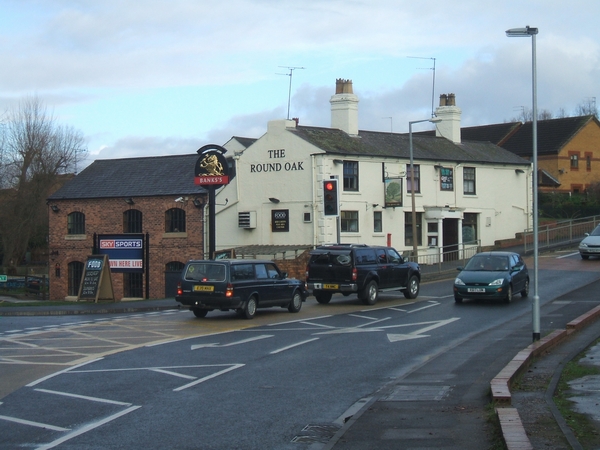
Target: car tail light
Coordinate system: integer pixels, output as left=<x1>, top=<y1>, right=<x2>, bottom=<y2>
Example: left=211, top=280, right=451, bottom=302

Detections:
left=352, top=267, right=357, bottom=282
left=176, top=282, right=182, bottom=296
left=225, top=283, right=234, bottom=298
left=305, top=265, right=309, bottom=280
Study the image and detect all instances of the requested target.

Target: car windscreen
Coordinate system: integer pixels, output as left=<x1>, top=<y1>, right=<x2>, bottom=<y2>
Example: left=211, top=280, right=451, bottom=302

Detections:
left=184, top=263, right=226, bottom=281
left=464, top=255, right=509, bottom=271
left=310, top=251, right=352, bottom=266
left=590, top=225, right=600, bottom=236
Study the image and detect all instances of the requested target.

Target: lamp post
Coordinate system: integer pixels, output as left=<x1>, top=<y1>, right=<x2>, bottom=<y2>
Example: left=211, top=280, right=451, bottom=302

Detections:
left=409, top=117, right=441, bottom=262
left=506, top=25, right=540, bottom=342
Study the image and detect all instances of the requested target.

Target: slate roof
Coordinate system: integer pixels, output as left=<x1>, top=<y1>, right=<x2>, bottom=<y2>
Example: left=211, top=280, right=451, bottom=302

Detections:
left=231, top=136, right=258, bottom=148
left=414, top=122, right=522, bottom=146
left=414, top=115, right=596, bottom=158
left=290, top=126, right=530, bottom=166
left=501, top=115, right=595, bottom=157
left=48, top=154, right=207, bottom=200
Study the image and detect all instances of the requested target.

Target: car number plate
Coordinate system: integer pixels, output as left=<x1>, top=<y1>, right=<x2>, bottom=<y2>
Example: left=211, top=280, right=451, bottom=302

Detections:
left=323, top=284, right=339, bottom=290
left=468, top=288, right=486, bottom=293
left=194, top=285, right=214, bottom=292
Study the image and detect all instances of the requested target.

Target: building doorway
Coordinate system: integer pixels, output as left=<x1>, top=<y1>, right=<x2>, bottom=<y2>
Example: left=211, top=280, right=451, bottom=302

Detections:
left=443, top=218, right=459, bottom=261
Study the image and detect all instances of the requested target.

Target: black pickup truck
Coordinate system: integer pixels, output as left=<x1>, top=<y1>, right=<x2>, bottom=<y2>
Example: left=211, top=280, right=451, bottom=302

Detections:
left=305, top=244, right=421, bottom=305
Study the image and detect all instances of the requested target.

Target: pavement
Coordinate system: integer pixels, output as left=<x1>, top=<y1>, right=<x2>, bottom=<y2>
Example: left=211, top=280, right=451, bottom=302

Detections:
left=1, top=290, right=600, bottom=449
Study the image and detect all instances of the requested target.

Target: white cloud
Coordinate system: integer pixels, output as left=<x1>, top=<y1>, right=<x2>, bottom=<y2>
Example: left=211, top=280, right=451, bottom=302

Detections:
left=1, top=0, right=599, bottom=164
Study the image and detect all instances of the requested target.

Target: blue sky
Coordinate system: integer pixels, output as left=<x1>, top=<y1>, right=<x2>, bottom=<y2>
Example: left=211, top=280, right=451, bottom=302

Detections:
left=1, top=0, right=599, bottom=171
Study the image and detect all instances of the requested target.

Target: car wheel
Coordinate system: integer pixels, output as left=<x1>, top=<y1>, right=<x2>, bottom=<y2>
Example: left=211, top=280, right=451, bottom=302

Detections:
left=454, top=295, right=463, bottom=304
left=504, top=284, right=513, bottom=303
left=360, top=280, right=378, bottom=305
left=242, top=296, right=258, bottom=319
left=315, top=291, right=332, bottom=304
left=521, top=279, right=529, bottom=297
left=192, top=308, right=208, bottom=318
left=288, top=290, right=302, bottom=313
left=403, top=275, right=420, bottom=299
left=581, top=254, right=590, bottom=260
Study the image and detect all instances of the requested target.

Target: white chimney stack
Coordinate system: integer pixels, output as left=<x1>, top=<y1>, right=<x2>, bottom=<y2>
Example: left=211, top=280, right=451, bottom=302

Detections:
left=435, top=93, right=461, bottom=143
left=330, top=79, right=359, bottom=136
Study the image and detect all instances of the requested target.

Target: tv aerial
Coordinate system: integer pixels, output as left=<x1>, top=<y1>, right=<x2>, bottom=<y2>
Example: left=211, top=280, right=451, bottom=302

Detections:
left=408, top=56, right=436, bottom=118
left=277, top=66, right=305, bottom=119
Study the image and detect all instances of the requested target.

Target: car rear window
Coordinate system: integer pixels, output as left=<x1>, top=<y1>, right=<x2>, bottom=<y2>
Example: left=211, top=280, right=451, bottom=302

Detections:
left=184, top=263, right=226, bottom=281
left=310, top=251, right=352, bottom=266
left=354, top=249, right=377, bottom=265
left=231, top=264, right=255, bottom=281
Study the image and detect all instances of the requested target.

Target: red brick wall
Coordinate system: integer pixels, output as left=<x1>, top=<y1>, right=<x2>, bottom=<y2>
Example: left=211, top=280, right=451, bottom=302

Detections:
left=48, top=196, right=205, bottom=300
left=275, top=250, right=311, bottom=283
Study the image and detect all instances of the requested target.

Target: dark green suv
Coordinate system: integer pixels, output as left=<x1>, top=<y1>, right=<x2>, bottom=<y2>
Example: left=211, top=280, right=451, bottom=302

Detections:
left=176, top=259, right=307, bottom=319
left=305, top=244, right=421, bottom=305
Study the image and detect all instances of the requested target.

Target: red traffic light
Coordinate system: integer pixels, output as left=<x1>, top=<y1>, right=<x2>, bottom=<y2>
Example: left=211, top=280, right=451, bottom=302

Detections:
left=322, top=179, right=339, bottom=216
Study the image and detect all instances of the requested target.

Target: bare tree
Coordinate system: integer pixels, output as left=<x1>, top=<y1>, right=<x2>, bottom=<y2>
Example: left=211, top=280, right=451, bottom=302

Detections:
left=575, top=97, right=598, bottom=119
left=0, top=96, right=86, bottom=268
left=510, top=107, right=553, bottom=122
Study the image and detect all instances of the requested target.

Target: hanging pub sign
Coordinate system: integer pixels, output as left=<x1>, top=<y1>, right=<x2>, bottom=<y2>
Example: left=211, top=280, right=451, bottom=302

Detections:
left=195, top=144, right=230, bottom=188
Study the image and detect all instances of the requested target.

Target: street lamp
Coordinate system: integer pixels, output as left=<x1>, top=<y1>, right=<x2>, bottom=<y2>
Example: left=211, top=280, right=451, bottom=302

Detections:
left=409, top=117, right=442, bottom=262
left=506, top=25, right=540, bottom=342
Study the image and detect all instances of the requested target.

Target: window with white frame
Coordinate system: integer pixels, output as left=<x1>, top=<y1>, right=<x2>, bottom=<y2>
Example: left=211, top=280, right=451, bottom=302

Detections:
left=341, top=211, right=359, bottom=232
left=463, top=167, right=476, bottom=195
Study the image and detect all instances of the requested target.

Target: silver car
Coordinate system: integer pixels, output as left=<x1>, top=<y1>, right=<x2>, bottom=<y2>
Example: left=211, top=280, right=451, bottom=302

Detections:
left=579, top=225, right=600, bottom=259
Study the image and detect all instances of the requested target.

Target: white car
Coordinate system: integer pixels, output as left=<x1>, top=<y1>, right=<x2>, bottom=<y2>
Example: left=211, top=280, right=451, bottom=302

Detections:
left=579, top=225, right=600, bottom=259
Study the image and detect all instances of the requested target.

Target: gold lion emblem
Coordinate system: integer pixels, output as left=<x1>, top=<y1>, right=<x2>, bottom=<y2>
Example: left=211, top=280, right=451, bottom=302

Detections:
left=199, top=154, right=224, bottom=176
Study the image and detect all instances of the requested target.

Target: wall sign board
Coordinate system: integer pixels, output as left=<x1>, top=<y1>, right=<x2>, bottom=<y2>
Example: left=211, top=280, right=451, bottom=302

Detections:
left=271, top=209, right=289, bottom=232
left=98, top=234, right=144, bottom=273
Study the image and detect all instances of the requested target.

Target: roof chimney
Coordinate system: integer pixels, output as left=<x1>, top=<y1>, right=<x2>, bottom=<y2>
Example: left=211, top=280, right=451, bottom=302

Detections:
left=435, top=93, right=461, bottom=143
left=330, top=79, right=359, bottom=136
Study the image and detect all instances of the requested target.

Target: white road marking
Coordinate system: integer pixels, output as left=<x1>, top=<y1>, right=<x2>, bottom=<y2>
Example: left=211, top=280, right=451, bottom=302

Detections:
left=268, top=315, right=332, bottom=326
left=349, top=314, right=378, bottom=320
left=558, top=252, right=579, bottom=259
left=34, top=388, right=132, bottom=406
left=37, top=405, right=141, bottom=450
left=173, top=364, right=244, bottom=391
left=386, top=318, right=461, bottom=342
left=0, top=414, right=70, bottom=431
left=270, top=338, right=320, bottom=354
left=406, top=301, right=440, bottom=313
left=27, top=358, right=104, bottom=387
left=191, top=334, right=273, bottom=350
left=149, top=368, right=197, bottom=380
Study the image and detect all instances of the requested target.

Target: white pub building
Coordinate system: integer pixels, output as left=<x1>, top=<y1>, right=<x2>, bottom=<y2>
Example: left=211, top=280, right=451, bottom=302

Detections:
left=215, top=79, right=532, bottom=263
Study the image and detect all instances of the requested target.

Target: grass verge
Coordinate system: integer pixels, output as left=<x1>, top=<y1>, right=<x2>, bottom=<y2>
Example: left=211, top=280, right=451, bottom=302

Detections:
left=553, top=339, right=600, bottom=448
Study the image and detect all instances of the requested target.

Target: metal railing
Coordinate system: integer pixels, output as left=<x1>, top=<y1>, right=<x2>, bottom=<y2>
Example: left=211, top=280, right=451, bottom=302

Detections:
left=523, top=215, right=600, bottom=254
left=405, top=240, right=482, bottom=279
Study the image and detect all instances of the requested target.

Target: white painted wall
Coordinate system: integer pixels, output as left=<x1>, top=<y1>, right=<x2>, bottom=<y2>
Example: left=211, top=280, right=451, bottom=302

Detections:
left=215, top=120, right=532, bottom=255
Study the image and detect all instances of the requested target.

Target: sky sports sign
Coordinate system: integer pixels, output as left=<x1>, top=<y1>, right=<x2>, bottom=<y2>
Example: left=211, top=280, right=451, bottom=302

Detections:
left=98, top=234, right=144, bottom=273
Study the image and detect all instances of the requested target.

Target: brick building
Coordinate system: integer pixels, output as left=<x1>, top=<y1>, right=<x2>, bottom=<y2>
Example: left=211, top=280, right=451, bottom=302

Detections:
left=47, top=154, right=207, bottom=301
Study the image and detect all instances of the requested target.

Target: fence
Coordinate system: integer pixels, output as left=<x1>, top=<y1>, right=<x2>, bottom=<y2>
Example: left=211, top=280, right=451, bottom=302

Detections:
left=523, top=215, right=600, bottom=254
left=0, top=275, right=48, bottom=300
left=405, top=240, right=482, bottom=280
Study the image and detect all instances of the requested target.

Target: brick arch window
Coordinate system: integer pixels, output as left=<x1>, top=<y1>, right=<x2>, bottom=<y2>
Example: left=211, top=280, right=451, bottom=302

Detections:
left=68, top=261, right=84, bottom=296
left=67, top=212, right=85, bottom=235
left=166, top=261, right=185, bottom=272
left=124, top=209, right=143, bottom=233
left=165, top=208, right=186, bottom=233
